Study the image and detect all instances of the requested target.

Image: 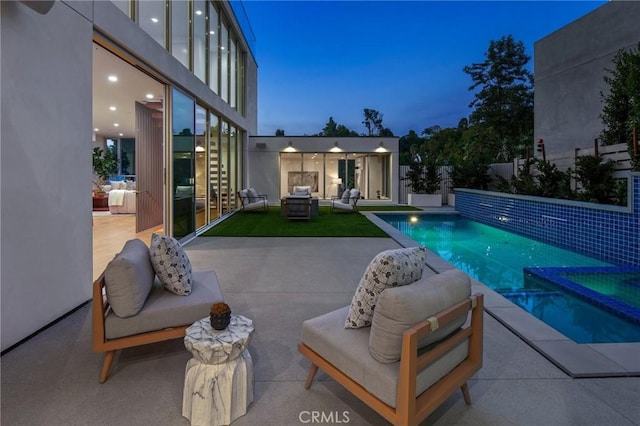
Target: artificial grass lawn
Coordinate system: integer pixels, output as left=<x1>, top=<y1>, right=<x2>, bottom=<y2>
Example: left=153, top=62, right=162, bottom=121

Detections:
left=202, top=205, right=420, bottom=237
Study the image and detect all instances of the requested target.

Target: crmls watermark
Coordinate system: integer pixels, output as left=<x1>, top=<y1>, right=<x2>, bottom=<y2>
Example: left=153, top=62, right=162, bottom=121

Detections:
left=298, top=410, right=350, bottom=424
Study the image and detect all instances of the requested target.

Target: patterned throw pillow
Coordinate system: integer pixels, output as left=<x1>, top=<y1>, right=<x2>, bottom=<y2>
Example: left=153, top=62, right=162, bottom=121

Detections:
left=149, top=233, right=193, bottom=296
left=341, top=188, right=351, bottom=203
left=344, top=246, right=427, bottom=329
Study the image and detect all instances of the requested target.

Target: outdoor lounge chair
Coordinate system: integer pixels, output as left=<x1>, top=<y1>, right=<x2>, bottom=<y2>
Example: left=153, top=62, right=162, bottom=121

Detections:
left=330, top=188, right=360, bottom=213
left=237, top=188, right=268, bottom=212
left=298, top=249, right=483, bottom=426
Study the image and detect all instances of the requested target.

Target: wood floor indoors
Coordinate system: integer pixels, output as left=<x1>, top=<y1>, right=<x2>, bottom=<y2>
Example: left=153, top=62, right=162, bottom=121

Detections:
left=92, top=213, right=162, bottom=281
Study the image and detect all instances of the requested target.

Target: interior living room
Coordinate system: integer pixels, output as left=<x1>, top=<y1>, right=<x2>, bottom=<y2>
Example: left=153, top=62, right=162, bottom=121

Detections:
left=92, top=43, right=165, bottom=279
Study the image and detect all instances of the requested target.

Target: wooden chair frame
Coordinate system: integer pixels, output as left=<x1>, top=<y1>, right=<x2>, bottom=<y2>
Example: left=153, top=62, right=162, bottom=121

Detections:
left=92, top=274, right=191, bottom=383
left=298, top=293, right=483, bottom=426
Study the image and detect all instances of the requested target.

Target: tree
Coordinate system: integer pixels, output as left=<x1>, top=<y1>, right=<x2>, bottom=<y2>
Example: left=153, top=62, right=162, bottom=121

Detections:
left=600, top=43, right=640, bottom=170
left=362, top=108, right=384, bottom=136
left=463, top=35, right=534, bottom=161
left=275, top=129, right=285, bottom=136
left=399, top=130, right=422, bottom=165
left=318, top=117, right=358, bottom=136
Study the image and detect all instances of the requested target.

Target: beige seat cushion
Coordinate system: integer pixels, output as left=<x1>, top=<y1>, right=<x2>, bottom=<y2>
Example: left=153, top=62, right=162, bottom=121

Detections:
left=302, top=306, right=468, bottom=408
left=369, top=269, right=471, bottom=363
left=105, top=270, right=224, bottom=339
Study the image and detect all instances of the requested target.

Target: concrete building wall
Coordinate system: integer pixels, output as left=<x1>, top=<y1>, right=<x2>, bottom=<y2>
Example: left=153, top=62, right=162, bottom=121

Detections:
left=248, top=137, right=399, bottom=203
left=0, top=0, right=258, bottom=351
left=1, top=0, right=93, bottom=350
left=534, top=0, right=640, bottom=155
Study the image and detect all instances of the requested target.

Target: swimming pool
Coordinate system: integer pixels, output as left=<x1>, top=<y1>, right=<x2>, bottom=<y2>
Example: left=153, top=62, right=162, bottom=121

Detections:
left=376, top=213, right=640, bottom=344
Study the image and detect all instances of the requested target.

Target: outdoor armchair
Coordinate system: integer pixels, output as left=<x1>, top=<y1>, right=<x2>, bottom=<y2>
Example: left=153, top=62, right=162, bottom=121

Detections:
left=330, top=188, right=360, bottom=213
left=237, top=188, right=268, bottom=212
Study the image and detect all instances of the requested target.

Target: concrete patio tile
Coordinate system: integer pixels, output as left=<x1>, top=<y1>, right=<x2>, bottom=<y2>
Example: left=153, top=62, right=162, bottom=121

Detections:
left=577, top=378, right=640, bottom=424
left=475, top=315, right=568, bottom=380
left=429, top=378, right=638, bottom=426
left=232, top=381, right=386, bottom=426
left=587, top=342, right=640, bottom=374
left=487, top=306, right=569, bottom=341
left=533, top=340, right=629, bottom=377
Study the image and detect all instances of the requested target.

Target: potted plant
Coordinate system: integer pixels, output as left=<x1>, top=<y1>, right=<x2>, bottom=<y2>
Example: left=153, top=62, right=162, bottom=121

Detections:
left=92, top=146, right=119, bottom=210
left=93, top=146, right=119, bottom=192
left=404, top=152, right=442, bottom=207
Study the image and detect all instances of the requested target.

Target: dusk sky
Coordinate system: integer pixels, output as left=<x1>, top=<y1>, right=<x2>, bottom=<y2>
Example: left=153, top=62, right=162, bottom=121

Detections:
left=241, top=0, right=607, bottom=137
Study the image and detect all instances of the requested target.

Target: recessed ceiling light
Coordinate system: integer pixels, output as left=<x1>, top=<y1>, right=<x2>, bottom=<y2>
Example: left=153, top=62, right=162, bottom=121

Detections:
left=209, top=30, right=215, bottom=35
left=94, top=128, right=99, bottom=132
left=108, top=75, right=118, bottom=82
left=119, top=133, right=123, bottom=137
left=114, top=123, right=119, bottom=127
left=109, top=106, right=116, bottom=111
left=151, top=17, right=159, bottom=23
left=195, top=10, right=202, bottom=15
left=220, top=46, right=225, bottom=50
left=146, top=93, right=154, bottom=99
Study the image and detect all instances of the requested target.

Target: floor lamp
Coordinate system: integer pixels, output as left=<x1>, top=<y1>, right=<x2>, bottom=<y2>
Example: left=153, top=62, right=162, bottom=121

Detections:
left=332, top=178, right=343, bottom=196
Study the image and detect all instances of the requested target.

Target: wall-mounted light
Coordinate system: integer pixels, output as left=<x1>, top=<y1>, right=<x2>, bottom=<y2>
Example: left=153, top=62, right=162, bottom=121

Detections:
left=195, top=144, right=205, bottom=152
left=284, top=141, right=296, bottom=152
left=331, top=177, right=343, bottom=185
left=330, top=141, right=342, bottom=153
left=375, top=141, right=388, bottom=153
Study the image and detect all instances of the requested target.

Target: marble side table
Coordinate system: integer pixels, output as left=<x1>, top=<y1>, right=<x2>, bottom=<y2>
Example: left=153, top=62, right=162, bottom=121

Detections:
left=182, top=314, right=255, bottom=426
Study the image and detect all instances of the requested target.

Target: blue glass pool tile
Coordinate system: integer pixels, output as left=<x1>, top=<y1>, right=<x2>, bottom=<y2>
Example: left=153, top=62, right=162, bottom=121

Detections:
left=456, top=176, right=640, bottom=266
left=524, top=266, right=640, bottom=325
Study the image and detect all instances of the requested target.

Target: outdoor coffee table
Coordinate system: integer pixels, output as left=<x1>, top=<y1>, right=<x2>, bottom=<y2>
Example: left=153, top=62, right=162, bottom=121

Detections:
left=280, top=196, right=319, bottom=218
left=182, top=314, right=254, bottom=426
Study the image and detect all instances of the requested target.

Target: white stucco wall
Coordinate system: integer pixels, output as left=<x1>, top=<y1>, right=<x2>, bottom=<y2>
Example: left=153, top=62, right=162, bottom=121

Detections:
left=1, top=0, right=93, bottom=350
left=534, top=0, right=640, bottom=155
left=0, top=0, right=259, bottom=351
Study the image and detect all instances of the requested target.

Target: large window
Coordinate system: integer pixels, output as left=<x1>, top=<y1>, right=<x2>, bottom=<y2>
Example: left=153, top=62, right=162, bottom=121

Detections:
left=280, top=152, right=391, bottom=200
left=220, top=21, right=229, bottom=103
left=195, top=105, right=207, bottom=229
left=171, top=1, right=189, bottom=68
left=138, top=0, right=166, bottom=48
left=208, top=2, right=219, bottom=94
left=133, top=0, right=246, bottom=116
left=230, top=37, right=237, bottom=109
left=209, top=113, right=220, bottom=221
left=193, top=0, right=207, bottom=81
left=172, top=88, right=195, bottom=239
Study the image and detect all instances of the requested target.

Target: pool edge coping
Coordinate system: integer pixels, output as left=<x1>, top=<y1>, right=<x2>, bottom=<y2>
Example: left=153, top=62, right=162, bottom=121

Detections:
left=364, top=211, right=640, bottom=378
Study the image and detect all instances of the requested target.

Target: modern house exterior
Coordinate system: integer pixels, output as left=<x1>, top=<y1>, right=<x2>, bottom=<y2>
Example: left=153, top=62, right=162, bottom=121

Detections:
left=534, top=0, right=640, bottom=155
left=1, top=0, right=257, bottom=351
left=2, top=0, right=636, bottom=355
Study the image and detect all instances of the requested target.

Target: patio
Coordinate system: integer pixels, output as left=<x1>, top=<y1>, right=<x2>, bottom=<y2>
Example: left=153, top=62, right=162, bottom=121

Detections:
left=2, top=237, right=639, bottom=425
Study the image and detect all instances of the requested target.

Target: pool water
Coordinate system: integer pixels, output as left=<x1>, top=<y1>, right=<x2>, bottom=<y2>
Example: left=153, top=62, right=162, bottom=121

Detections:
left=377, top=213, right=640, bottom=343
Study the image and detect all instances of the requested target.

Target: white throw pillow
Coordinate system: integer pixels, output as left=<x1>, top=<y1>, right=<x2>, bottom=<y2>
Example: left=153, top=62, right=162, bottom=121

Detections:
left=344, top=246, right=427, bottom=329
left=247, top=188, right=259, bottom=203
left=340, top=188, right=351, bottom=203
left=350, top=189, right=360, bottom=204
left=149, top=234, right=193, bottom=296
